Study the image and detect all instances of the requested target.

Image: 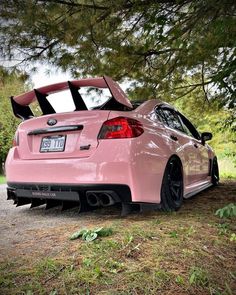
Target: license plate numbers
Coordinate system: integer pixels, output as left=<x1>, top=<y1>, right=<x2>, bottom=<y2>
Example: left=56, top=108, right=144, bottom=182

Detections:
left=40, top=135, right=66, bottom=152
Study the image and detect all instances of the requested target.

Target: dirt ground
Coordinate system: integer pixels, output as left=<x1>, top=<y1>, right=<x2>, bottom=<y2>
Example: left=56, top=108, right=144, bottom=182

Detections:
left=0, top=181, right=235, bottom=294
left=0, top=184, right=119, bottom=261
left=0, top=182, right=236, bottom=260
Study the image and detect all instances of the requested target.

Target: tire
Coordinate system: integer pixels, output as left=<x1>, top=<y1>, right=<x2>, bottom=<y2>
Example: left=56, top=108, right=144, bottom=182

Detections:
left=212, top=157, right=219, bottom=186
left=160, top=156, right=183, bottom=211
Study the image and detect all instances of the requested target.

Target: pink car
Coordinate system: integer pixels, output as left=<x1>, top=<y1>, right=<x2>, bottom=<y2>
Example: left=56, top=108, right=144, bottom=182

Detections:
left=6, top=76, right=219, bottom=215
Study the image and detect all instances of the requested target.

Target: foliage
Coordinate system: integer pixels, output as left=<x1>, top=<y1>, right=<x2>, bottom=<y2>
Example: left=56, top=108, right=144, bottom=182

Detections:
left=0, top=175, right=6, bottom=184
left=169, top=230, right=178, bottom=238
left=173, top=88, right=236, bottom=162
left=189, top=267, right=209, bottom=287
left=70, top=227, right=113, bottom=242
left=217, top=223, right=230, bottom=235
left=215, top=203, right=236, bottom=219
left=217, top=108, right=236, bottom=163
left=0, top=0, right=235, bottom=108
left=229, top=233, right=236, bottom=242
left=0, top=67, right=28, bottom=170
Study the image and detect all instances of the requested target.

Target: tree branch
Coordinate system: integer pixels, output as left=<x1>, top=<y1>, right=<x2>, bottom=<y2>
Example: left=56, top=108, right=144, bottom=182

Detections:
left=38, top=0, right=108, bottom=10
left=201, top=62, right=209, bottom=103
left=174, top=85, right=199, bottom=100
left=174, top=80, right=213, bottom=90
left=134, top=48, right=182, bottom=57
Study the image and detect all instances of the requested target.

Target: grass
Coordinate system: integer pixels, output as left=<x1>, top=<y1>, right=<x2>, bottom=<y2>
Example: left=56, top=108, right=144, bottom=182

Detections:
left=218, top=157, right=236, bottom=179
left=0, top=181, right=236, bottom=295
left=0, top=175, right=6, bottom=184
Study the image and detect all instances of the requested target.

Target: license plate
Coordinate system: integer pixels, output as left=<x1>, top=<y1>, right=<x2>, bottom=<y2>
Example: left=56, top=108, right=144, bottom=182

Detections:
left=40, top=135, right=66, bottom=152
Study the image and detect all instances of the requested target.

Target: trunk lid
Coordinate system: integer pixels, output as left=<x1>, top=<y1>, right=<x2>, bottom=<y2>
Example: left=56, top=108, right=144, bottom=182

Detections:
left=17, top=110, right=110, bottom=160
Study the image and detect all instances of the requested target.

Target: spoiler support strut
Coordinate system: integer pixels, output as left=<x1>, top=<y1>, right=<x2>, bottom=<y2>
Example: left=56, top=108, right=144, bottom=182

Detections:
left=10, top=97, right=34, bottom=120
left=68, top=81, right=87, bottom=111
left=34, top=89, right=56, bottom=115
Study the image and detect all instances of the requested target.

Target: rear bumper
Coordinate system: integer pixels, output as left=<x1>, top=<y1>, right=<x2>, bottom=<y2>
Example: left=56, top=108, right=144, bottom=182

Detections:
left=6, top=138, right=167, bottom=204
left=7, top=182, right=132, bottom=203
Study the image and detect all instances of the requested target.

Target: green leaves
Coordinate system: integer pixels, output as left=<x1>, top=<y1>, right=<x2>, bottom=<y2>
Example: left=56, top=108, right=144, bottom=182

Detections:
left=69, top=227, right=113, bottom=242
left=215, top=203, right=236, bottom=219
left=0, top=68, right=27, bottom=168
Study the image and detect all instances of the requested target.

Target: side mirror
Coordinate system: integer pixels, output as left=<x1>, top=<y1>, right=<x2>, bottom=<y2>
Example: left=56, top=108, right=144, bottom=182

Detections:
left=201, top=132, right=212, bottom=144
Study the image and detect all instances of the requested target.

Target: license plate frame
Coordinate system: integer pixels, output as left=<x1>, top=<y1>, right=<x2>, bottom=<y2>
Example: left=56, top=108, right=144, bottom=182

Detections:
left=40, top=135, right=66, bottom=153
left=16, top=189, right=79, bottom=201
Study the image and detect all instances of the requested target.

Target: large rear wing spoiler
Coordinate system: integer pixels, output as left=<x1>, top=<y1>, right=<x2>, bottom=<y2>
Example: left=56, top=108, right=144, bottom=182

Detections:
left=11, top=76, right=133, bottom=120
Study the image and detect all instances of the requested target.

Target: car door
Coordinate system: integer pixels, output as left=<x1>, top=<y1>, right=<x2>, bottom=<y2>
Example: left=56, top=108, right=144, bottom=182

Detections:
left=155, top=107, right=198, bottom=187
left=178, top=113, right=210, bottom=182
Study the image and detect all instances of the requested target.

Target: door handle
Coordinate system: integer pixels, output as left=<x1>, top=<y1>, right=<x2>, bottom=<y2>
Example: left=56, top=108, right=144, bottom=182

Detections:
left=194, top=143, right=198, bottom=148
left=170, top=135, right=178, bottom=141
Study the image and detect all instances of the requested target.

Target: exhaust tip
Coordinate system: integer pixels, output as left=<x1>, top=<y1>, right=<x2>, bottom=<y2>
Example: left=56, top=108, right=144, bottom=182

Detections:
left=86, top=192, right=100, bottom=207
left=99, top=193, right=115, bottom=207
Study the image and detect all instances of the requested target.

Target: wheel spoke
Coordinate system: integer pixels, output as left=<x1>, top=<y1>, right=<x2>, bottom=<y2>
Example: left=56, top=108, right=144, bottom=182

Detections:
left=171, top=180, right=181, bottom=187
left=169, top=175, right=182, bottom=201
left=163, top=157, right=183, bottom=210
left=170, top=187, right=179, bottom=199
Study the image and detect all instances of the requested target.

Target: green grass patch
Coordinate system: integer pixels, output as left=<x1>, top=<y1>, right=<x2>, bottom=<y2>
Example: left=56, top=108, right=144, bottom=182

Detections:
left=0, top=174, right=6, bottom=184
left=189, top=266, right=209, bottom=287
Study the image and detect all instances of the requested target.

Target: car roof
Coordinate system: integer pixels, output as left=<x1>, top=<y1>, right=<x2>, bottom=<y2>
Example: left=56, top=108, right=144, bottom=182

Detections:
left=133, top=99, right=176, bottom=114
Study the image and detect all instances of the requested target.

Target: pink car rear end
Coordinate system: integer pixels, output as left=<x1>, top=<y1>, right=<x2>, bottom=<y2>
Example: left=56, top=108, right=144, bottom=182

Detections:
left=6, top=76, right=165, bottom=213
left=5, top=76, right=218, bottom=214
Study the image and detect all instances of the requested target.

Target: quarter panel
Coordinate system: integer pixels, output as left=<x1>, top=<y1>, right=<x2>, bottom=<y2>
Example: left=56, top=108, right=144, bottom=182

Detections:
left=128, top=116, right=171, bottom=203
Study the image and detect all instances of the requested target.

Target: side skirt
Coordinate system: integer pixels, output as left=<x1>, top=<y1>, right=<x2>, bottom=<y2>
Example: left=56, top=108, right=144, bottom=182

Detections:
left=184, top=182, right=213, bottom=199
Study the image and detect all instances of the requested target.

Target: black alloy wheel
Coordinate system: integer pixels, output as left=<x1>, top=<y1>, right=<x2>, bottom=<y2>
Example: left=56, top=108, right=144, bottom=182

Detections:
left=161, top=156, right=183, bottom=211
left=212, top=157, right=219, bottom=186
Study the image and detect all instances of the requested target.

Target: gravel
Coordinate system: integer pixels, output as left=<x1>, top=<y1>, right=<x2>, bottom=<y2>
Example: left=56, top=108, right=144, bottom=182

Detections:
left=0, top=185, right=120, bottom=261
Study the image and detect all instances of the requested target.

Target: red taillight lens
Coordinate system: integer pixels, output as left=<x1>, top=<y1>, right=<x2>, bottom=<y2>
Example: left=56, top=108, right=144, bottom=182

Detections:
left=12, top=132, right=19, bottom=146
left=98, top=117, right=144, bottom=139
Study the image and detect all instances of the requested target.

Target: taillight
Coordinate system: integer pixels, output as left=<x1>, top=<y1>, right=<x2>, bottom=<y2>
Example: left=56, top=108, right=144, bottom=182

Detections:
left=13, top=132, right=19, bottom=146
left=98, top=117, right=144, bottom=139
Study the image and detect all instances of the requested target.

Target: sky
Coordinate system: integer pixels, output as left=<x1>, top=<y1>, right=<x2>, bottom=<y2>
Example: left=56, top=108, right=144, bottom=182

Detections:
left=31, top=66, right=72, bottom=88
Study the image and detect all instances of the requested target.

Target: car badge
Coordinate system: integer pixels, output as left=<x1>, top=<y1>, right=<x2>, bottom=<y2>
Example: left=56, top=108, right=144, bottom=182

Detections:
left=47, top=118, right=57, bottom=126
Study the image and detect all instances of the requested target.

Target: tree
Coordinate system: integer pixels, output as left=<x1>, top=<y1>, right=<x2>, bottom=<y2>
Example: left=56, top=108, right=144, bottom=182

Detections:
left=0, top=68, right=27, bottom=173
left=0, top=0, right=235, bottom=108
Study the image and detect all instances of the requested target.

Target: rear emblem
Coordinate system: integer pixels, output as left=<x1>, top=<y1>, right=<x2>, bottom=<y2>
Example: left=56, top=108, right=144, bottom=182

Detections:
left=47, top=118, right=57, bottom=126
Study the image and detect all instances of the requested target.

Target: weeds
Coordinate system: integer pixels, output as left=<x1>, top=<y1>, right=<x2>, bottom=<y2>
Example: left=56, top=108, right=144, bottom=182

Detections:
left=70, top=227, right=113, bottom=241
left=217, top=223, right=230, bottom=235
left=215, top=203, right=236, bottom=218
left=35, top=258, right=63, bottom=279
left=175, top=275, right=184, bottom=285
left=169, top=230, right=178, bottom=238
left=186, top=225, right=196, bottom=236
left=189, top=267, right=209, bottom=287
left=229, top=233, right=236, bottom=242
